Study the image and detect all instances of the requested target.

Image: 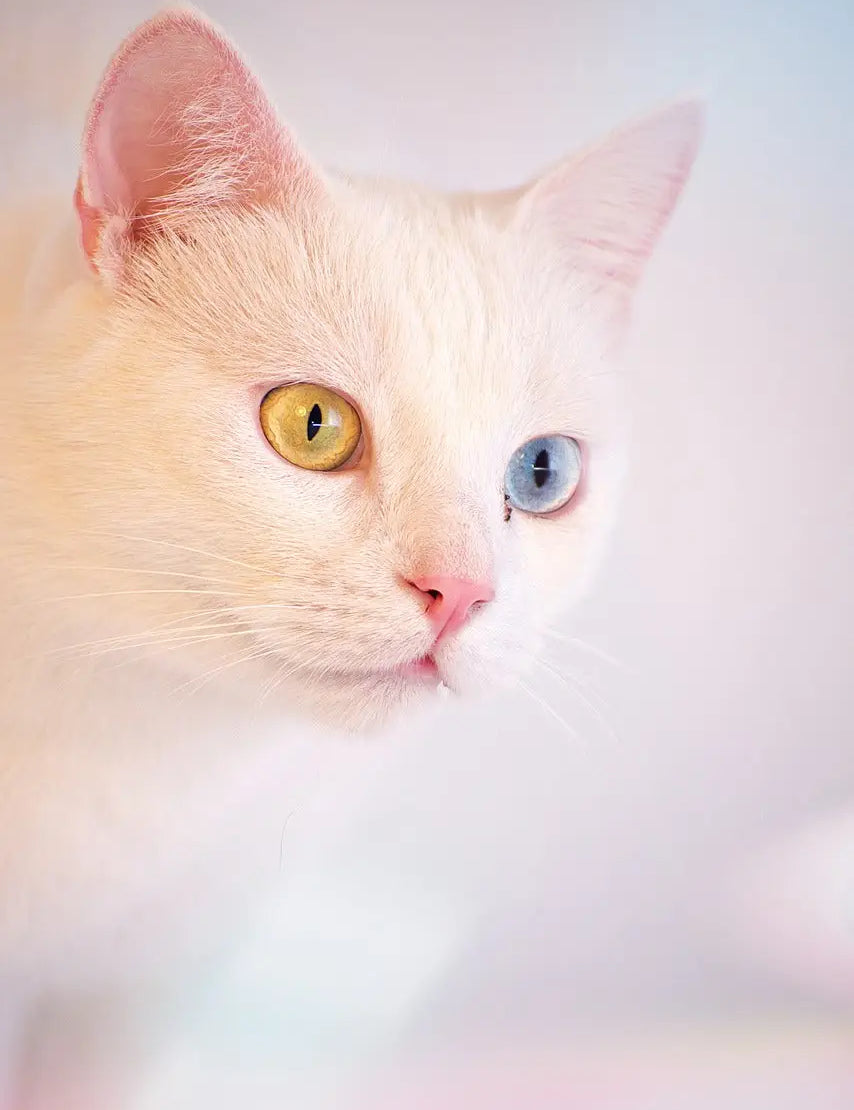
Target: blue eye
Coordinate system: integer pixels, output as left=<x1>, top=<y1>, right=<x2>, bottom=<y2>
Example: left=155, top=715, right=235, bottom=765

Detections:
left=504, top=435, right=582, bottom=515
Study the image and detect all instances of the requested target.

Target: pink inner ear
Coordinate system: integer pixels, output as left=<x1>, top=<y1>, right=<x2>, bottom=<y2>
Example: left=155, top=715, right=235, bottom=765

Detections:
left=78, top=11, right=315, bottom=273
left=516, top=101, right=703, bottom=294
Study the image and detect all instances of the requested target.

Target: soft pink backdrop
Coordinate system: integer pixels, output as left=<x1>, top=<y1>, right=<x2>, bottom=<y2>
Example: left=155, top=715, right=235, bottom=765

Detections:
left=3, top=0, right=853, bottom=1105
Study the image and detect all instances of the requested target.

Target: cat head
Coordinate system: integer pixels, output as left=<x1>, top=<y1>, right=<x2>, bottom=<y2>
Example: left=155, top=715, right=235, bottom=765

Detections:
left=53, top=9, right=701, bottom=729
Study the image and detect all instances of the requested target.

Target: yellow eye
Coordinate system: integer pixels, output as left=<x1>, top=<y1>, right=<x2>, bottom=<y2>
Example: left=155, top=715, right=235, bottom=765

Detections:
left=260, top=383, right=362, bottom=471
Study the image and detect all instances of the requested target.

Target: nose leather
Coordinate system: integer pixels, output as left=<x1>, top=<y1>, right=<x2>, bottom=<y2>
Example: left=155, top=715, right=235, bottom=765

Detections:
left=410, top=575, right=495, bottom=642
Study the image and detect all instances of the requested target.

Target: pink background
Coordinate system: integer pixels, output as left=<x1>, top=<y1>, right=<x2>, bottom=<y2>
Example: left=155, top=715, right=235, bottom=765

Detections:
left=3, top=0, right=853, bottom=1105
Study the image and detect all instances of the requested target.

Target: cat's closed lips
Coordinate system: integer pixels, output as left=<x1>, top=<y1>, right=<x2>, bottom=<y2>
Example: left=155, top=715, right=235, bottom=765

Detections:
left=310, top=649, right=442, bottom=690
left=398, top=655, right=441, bottom=682
left=336, top=654, right=441, bottom=686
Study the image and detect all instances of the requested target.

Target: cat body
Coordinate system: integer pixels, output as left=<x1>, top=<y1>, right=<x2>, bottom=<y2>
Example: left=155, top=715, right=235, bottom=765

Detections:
left=0, top=9, right=700, bottom=1104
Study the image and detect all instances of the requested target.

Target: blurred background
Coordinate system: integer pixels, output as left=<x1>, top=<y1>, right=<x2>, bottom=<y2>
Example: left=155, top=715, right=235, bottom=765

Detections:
left=4, top=0, right=854, bottom=1105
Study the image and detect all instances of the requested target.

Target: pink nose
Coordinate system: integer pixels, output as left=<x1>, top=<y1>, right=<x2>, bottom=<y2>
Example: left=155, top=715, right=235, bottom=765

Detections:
left=411, top=575, right=495, bottom=643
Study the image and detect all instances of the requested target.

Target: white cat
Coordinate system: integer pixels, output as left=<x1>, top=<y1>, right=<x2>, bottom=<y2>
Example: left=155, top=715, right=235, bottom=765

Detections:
left=0, top=9, right=700, bottom=1105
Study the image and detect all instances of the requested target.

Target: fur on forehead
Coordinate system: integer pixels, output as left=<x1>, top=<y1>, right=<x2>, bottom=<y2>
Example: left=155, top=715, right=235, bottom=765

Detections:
left=113, top=185, right=608, bottom=443
left=77, top=7, right=700, bottom=444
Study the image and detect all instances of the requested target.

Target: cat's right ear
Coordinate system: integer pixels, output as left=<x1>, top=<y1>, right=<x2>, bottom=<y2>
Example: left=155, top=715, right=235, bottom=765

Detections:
left=75, top=10, right=321, bottom=282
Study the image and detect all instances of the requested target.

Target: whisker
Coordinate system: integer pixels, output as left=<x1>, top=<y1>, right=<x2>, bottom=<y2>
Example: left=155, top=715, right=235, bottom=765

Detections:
left=61, top=626, right=263, bottom=663
left=544, top=629, right=628, bottom=673
left=259, top=656, right=292, bottom=705
left=99, top=630, right=278, bottom=678
left=537, top=657, right=620, bottom=745
left=45, top=564, right=241, bottom=587
left=78, top=531, right=276, bottom=577
left=43, top=603, right=312, bottom=658
left=171, top=642, right=283, bottom=699
left=43, top=616, right=239, bottom=657
left=41, top=588, right=227, bottom=604
left=518, top=679, right=583, bottom=744
left=257, top=644, right=328, bottom=704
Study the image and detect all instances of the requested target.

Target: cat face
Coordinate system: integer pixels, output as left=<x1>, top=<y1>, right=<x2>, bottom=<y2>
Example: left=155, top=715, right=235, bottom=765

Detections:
left=48, top=10, right=700, bottom=730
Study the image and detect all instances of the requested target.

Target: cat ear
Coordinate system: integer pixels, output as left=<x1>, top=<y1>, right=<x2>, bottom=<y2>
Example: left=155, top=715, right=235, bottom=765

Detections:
left=513, top=101, right=703, bottom=329
left=75, top=9, right=320, bottom=280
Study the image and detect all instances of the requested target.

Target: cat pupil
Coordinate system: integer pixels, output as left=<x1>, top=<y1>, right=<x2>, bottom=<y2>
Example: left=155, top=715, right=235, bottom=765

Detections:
left=533, top=448, right=551, bottom=489
left=306, top=403, right=322, bottom=442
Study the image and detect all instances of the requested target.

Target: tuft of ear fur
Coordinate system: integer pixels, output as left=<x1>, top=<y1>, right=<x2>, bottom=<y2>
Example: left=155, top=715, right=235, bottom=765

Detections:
left=75, top=8, right=320, bottom=280
left=513, top=100, right=703, bottom=326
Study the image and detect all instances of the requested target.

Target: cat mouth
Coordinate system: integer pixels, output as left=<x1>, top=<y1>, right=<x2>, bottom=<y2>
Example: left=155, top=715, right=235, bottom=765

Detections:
left=319, top=653, right=443, bottom=689
left=361, top=654, right=442, bottom=686
left=397, top=655, right=441, bottom=681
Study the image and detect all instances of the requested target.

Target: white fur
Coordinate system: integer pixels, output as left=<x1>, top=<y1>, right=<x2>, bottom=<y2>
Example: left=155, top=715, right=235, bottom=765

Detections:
left=0, top=9, right=700, bottom=1103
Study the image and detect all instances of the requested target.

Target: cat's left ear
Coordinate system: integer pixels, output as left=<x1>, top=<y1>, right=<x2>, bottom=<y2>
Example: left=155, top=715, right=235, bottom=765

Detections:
left=75, top=10, right=321, bottom=282
left=512, top=101, right=703, bottom=335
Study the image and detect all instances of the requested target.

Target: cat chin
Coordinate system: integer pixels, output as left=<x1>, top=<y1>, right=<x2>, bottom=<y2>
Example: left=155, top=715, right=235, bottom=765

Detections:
left=220, top=637, right=528, bottom=732
left=281, top=665, right=519, bottom=733
left=247, top=667, right=442, bottom=733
